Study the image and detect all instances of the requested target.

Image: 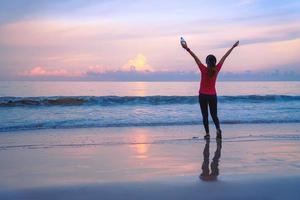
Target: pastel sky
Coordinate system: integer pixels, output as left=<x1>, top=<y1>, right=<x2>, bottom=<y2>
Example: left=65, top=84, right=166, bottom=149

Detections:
left=0, top=0, right=300, bottom=80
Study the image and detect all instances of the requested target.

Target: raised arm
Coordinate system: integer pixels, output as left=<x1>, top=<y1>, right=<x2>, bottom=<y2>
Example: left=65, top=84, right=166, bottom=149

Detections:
left=181, top=41, right=206, bottom=72
left=218, top=41, right=239, bottom=69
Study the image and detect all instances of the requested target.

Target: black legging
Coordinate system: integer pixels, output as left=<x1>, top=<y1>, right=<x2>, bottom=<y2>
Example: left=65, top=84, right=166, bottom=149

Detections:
left=198, top=94, right=220, bottom=134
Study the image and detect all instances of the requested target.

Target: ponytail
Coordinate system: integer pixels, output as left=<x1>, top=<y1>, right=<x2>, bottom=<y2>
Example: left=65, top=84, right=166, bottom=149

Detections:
left=208, top=64, right=217, bottom=78
left=206, top=54, right=217, bottom=78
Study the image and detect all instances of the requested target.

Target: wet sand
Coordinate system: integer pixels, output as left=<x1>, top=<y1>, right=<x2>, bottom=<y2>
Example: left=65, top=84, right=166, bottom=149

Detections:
left=0, top=124, right=299, bottom=199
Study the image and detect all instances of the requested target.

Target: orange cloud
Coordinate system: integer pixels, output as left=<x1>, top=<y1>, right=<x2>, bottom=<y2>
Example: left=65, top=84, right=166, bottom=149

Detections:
left=122, top=54, right=152, bottom=71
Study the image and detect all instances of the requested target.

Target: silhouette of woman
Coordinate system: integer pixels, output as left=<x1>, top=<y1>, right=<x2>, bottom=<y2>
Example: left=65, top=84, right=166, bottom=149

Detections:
left=200, top=139, right=222, bottom=181
left=181, top=40, right=239, bottom=139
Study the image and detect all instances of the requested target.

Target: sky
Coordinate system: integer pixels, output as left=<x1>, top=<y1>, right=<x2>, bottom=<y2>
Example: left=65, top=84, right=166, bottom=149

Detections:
left=0, top=0, right=300, bottom=80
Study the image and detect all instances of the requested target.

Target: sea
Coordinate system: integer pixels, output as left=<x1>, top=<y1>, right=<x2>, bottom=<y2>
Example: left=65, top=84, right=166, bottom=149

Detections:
left=0, top=81, right=299, bottom=132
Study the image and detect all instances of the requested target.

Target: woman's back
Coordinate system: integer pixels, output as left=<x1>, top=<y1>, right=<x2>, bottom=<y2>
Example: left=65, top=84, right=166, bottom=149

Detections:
left=199, top=63, right=222, bottom=95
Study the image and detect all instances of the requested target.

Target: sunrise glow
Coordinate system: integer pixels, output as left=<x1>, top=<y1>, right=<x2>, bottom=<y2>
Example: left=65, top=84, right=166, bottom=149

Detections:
left=0, top=0, right=299, bottom=81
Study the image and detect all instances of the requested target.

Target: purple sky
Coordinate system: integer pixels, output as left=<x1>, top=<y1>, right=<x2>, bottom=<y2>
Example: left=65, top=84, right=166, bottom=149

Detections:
left=0, top=0, right=300, bottom=80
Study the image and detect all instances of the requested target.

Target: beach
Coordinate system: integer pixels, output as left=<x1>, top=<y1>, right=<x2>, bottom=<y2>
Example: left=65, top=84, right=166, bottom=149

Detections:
left=1, top=0, right=300, bottom=198
left=1, top=123, right=300, bottom=199
left=0, top=81, right=300, bottom=199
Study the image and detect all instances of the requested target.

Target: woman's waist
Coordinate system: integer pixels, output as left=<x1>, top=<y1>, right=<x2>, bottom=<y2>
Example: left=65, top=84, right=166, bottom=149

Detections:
left=199, top=92, right=217, bottom=96
left=199, top=87, right=217, bottom=95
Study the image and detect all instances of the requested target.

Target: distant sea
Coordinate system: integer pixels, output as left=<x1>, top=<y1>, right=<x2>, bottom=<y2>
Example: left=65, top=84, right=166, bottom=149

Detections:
left=0, top=81, right=299, bottom=132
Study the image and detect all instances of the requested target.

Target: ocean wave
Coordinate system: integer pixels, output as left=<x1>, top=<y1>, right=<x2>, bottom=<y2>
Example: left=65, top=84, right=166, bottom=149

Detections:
left=1, top=95, right=300, bottom=107
left=1, top=119, right=300, bottom=132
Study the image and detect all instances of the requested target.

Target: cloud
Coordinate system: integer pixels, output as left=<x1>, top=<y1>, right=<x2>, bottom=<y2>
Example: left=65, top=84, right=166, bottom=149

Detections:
left=86, top=65, right=109, bottom=73
left=212, top=21, right=300, bottom=49
left=122, top=54, right=152, bottom=71
left=21, top=66, right=81, bottom=77
left=20, top=53, right=153, bottom=79
left=0, top=0, right=118, bottom=25
left=18, top=67, right=300, bottom=81
left=1, top=0, right=300, bottom=79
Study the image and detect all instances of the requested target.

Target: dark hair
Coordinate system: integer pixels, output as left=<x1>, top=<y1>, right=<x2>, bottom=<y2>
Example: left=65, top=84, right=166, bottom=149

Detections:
left=206, top=54, right=217, bottom=78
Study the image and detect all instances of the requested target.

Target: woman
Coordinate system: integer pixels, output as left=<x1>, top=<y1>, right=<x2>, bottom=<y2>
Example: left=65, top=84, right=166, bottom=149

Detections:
left=181, top=40, right=239, bottom=139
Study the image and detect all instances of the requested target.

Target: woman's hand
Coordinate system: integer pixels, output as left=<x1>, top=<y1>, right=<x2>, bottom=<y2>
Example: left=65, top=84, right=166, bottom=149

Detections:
left=218, top=40, right=240, bottom=67
left=233, top=41, right=239, bottom=48
left=181, top=41, right=189, bottom=50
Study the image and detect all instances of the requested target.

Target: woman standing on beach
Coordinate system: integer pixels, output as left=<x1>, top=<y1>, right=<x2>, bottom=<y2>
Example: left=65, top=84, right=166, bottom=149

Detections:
left=181, top=39, right=239, bottom=139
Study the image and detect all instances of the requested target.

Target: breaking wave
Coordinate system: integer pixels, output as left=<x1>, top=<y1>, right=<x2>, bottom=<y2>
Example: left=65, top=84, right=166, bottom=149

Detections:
left=1, top=95, right=299, bottom=107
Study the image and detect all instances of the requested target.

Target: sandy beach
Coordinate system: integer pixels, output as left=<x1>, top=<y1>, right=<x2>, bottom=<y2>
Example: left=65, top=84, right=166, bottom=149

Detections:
left=0, top=123, right=299, bottom=199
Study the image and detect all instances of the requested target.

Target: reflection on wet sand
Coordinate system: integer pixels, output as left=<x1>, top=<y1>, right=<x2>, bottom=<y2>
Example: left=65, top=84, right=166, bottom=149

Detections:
left=130, top=130, right=150, bottom=159
left=200, top=139, right=222, bottom=181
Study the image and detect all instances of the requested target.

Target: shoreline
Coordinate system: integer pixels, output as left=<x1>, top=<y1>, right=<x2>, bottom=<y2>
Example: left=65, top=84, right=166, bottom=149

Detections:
left=1, top=120, right=300, bottom=134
